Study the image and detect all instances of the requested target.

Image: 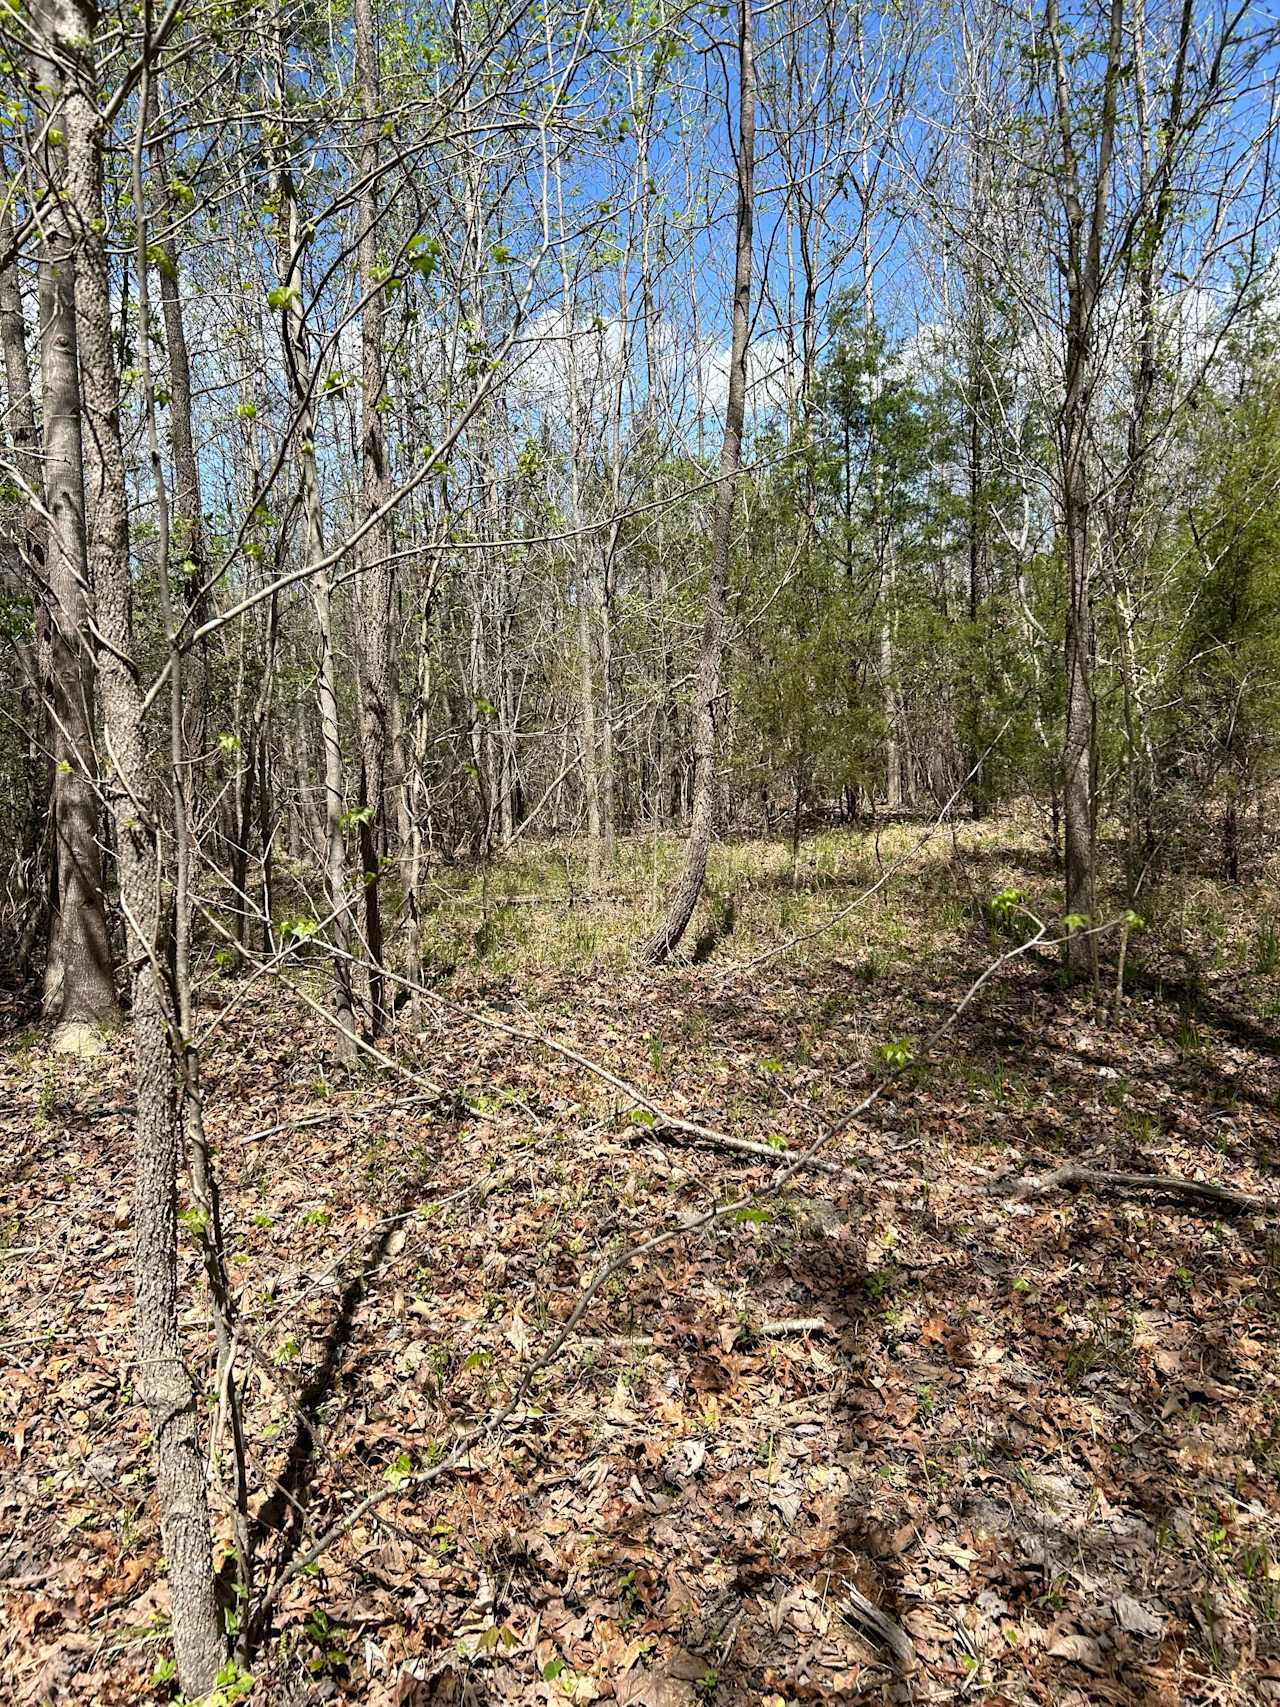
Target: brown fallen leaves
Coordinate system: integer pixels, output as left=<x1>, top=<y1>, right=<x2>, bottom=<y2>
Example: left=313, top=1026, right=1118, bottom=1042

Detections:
left=2, top=842, right=1279, bottom=1705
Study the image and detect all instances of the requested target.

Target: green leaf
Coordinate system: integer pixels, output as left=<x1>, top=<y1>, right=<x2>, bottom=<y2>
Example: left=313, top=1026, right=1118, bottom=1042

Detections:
left=267, top=282, right=301, bottom=311
left=145, top=241, right=176, bottom=280
left=384, top=1450, right=412, bottom=1488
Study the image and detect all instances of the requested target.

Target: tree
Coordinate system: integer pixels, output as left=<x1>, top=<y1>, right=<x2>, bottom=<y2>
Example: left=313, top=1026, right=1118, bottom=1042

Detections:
left=54, top=0, right=223, bottom=1685
left=1043, top=0, right=1124, bottom=974
left=640, top=0, right=755, bottom=962
left=353, top=0, right=392, bottom=1033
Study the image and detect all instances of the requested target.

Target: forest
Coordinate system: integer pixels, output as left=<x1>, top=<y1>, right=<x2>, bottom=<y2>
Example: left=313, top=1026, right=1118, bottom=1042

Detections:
left=1, top=0, right=1280, bottom=1700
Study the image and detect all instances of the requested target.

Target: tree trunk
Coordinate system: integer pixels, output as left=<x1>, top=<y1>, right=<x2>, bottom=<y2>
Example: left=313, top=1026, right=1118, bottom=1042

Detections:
left=0, top=210, right=44, bottom=606
left=272, top=30, right=358, bottom=1063
left=577, top=569, right=602, bottom=890
left=1047, top=0, right=1123, bottom=976
left=27, top=10, right=120, bottom=1048
left=639, top=0, right=754, bottom=962
left=53, top=0, right=223, bottom=1688
left=354, top=0, right=390, bottom=1035
left=0, top=210, right=48, bottom=962
left=149, top=92, right=215, bottom=761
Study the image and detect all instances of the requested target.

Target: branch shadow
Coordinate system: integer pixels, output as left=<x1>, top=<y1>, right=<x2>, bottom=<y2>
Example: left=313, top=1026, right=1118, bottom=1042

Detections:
left=248, top=1214, right=404, bottom=1637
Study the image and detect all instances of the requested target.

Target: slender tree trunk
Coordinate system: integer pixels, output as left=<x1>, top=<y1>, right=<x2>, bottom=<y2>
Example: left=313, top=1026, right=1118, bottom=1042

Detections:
left=1, top=210, right=48, bottom=959
left=598, top=558, right=614, bottom=865
left=272, top=29, right=358, bottom=1062
left=577, top=571, right=602, bottom=889
left=53, top=0, right=223, bottom=1688
left=1111, top=0, right=1193, bottom=902
left=639, top=0, right=754, bottom=962
left=354, top=0, right=390, bottom=1034
left=134, top=71, right=252, bottom=1622
left=861, top=289, right=900, bottom=812
left=149, top=91, right=214, bottom=761
left=0, top=210, right=43, bottom=608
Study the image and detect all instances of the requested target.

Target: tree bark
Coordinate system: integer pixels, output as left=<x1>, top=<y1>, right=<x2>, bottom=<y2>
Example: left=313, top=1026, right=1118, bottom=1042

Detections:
left=0, top=209, right=47, bottom=959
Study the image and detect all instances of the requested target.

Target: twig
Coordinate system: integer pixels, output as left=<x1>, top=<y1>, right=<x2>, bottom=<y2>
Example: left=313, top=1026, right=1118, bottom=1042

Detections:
left=240, top=1114, right=330, bottom=1145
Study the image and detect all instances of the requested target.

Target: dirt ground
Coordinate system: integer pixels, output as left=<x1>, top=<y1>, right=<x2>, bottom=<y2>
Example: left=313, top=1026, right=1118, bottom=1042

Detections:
left=3, top=819, right=1279, bottom=1705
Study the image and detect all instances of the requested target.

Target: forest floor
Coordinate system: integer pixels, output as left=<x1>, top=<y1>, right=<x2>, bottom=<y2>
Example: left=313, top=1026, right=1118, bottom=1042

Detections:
left=3, top=813, right=1280, bottom=1707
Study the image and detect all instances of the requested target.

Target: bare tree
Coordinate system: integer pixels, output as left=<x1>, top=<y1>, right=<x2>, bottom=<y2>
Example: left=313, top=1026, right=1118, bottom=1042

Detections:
left=640, top=0, right=755, bottom=962
left=1044, top=0, right=1124, bottom=974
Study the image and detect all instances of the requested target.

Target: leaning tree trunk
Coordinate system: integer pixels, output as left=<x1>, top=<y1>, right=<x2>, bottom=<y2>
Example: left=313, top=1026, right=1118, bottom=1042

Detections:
left=53, top=0, right=223, bottom=1690
left=27, top=7, right=120, bottom=1048
left=639, top=0, right=754, bottom=962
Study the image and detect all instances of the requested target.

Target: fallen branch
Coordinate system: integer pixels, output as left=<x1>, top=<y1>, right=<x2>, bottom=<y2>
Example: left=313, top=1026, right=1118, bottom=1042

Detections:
left=240, top=1114, right=329, bottom=1145
left=625, top=1116, right=852, bottom=1177
left=1005, top=1164, right=1269, bottom=1216
left=577, top=1317, right=829, bottom=1354
left=753, top=1315, right=829, bottom=1338
left=838, top=1583, right=915, bottom=1666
